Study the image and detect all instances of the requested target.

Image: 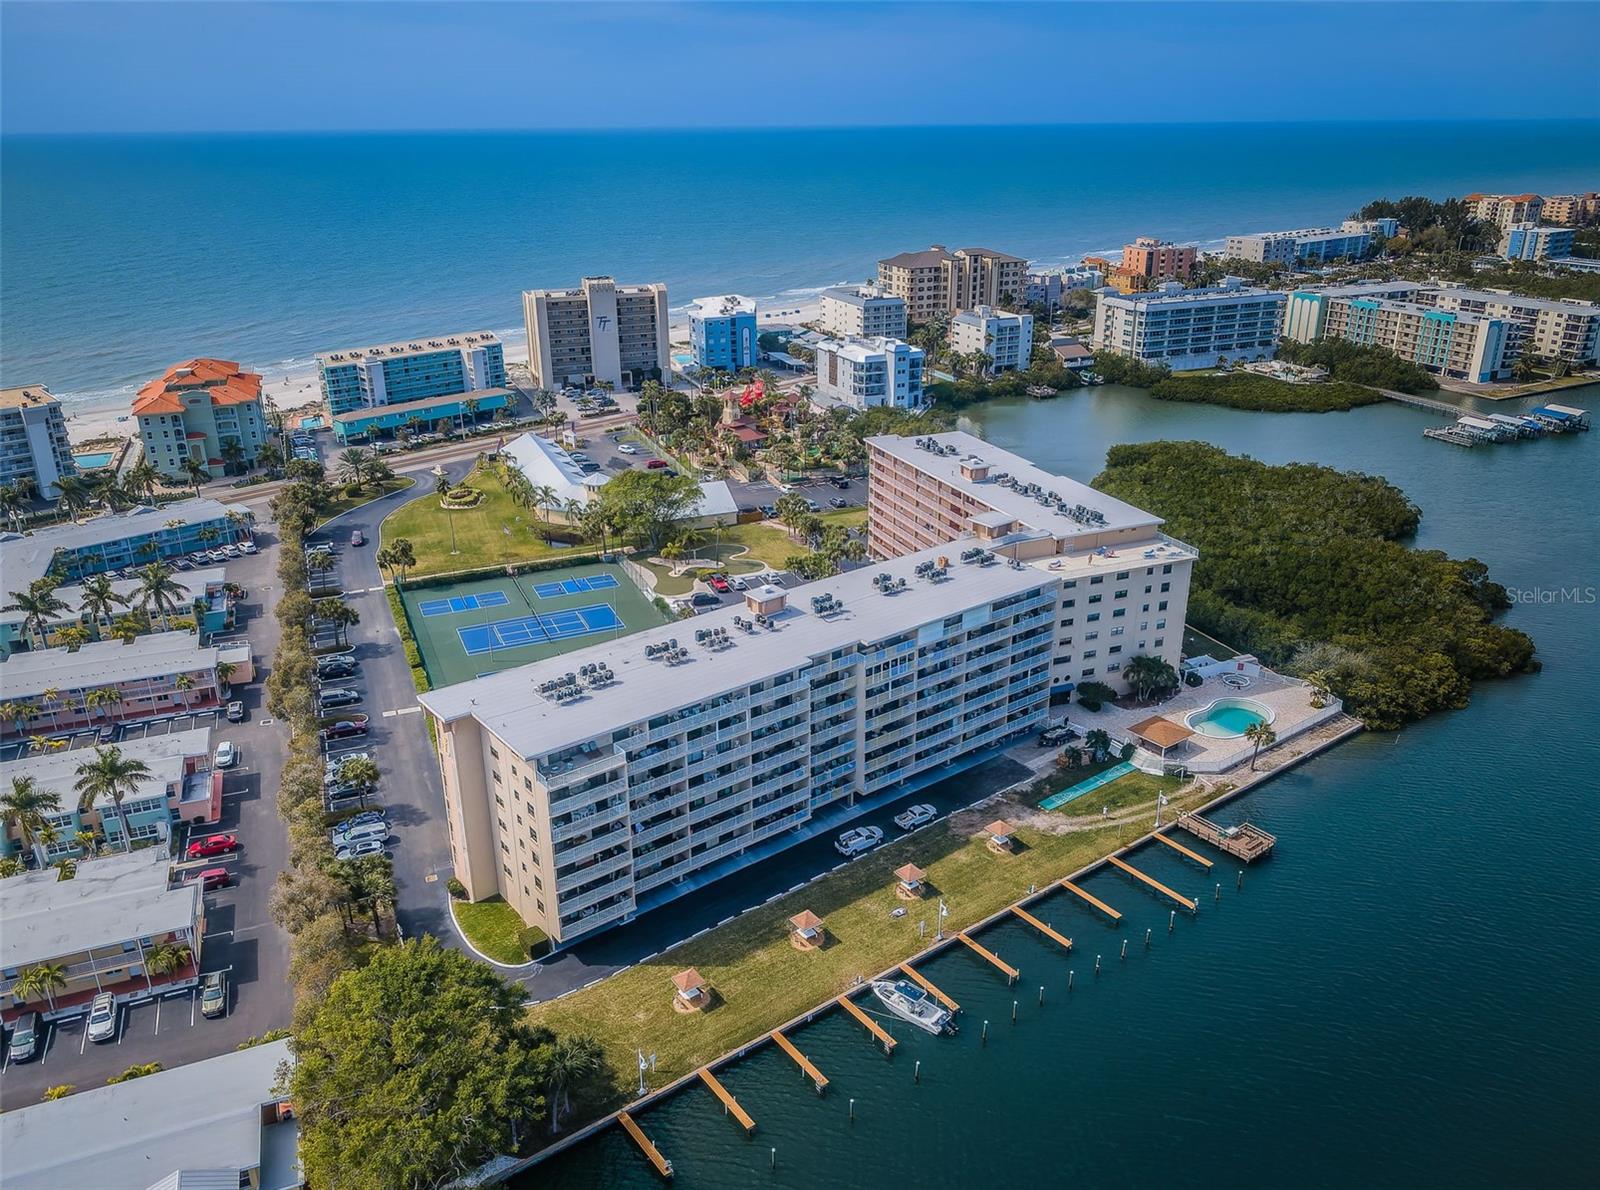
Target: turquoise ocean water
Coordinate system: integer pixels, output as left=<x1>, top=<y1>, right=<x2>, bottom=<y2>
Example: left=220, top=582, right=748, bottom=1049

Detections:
left=3, top=121, right=1598, bottom=405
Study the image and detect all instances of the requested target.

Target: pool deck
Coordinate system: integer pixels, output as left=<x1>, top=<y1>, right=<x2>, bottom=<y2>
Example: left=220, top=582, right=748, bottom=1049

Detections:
left=1066, top=669, right=1343, bottom=774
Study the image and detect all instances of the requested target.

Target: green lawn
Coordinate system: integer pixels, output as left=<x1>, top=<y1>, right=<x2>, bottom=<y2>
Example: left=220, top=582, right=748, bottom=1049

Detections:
left=316, top=477, right=414, bottom=527
left=528, top=774, right=1217, bottom=1095
left=380, top=464, right=568, bottom=578
left=635, top=509, right=873, bottom=595
left=451, top=896, right=531, bottom=965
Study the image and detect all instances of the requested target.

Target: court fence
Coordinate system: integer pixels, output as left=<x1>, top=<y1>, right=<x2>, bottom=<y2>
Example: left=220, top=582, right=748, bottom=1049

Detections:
left=402, top=549, right=607, bottom=592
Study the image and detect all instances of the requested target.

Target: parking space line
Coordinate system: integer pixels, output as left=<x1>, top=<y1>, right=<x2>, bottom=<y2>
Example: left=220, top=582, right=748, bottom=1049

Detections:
left=38, top=1026, right=51, bottom=1065
left=190, top=990, right=197, bottom=1028
left=79, top=1024, right=88, bottom=1055
left=154, top=998, right=161, bottom=1035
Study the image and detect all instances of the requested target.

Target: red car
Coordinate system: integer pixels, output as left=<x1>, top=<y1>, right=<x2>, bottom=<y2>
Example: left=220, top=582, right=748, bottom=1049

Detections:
left=707, top=575, right=731, bottom=594
left=321, top=720, right=369, bottom=741
left=197, top=867, right=230, bottom=892
left=186, top=833, right=239, bottom=860
left=645, top=459, right=668, bottom=469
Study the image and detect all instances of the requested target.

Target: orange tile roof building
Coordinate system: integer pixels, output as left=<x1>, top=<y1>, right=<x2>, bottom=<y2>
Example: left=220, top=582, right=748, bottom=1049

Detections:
left=133, top=359, right=269, bottom=480
left=1462, top=193, right=1544, bottom=230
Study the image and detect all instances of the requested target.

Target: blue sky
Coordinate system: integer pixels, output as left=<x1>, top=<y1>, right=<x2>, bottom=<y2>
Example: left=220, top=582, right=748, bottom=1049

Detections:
left=4, top=1, right=1597, bottom=133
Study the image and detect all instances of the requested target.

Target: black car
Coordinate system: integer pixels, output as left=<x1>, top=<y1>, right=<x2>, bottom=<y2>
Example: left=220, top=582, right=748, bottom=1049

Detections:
left=759, top=504, right=777, bottom=518
left=689, top=592, right=720, bottom=608
left=829, top=477, right=851, bottom=490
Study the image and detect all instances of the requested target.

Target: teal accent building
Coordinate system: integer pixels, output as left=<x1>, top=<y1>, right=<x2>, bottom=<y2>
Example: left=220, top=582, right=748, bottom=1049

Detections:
left=331, top=387, right=513, bottom=443
left=317, top=332, right=506, bottom=416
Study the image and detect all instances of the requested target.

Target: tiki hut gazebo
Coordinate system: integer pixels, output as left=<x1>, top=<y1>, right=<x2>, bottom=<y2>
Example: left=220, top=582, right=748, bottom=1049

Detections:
left=671, top=967, right=708, bottom=1012
left=894, top=862, right=927, bottom=900
left=788, top=909, right=825, bottom=951
left=1128, top=715, right=1194, bottom=763
left=985, top=819, right=1016, bottom=854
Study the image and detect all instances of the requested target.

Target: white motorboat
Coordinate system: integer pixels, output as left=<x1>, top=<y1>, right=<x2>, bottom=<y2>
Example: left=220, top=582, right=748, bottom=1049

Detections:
left=869, top=979, right=957, bottom=1036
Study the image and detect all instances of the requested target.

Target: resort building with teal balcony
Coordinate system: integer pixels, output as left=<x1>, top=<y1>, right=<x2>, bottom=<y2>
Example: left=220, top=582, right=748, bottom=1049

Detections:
left=1283, top=282, right=1510, bottom=382
left=687, top=295, right=759, bottom=372
left=316, top=331, right=506, bottom=416
left=331, top=386, right=513, bottom=444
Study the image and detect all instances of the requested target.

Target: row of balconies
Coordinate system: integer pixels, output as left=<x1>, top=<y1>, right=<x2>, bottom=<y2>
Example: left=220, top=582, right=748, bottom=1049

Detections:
left=556, top=847, right=631, bottom=893
left=551, top=796, right=628, bottom=843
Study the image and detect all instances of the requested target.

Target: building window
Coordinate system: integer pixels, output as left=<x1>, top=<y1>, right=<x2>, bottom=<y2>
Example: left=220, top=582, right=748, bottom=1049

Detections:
left=1080, top=667, right=1096, bottom=678
left=1159, top=601, right=1168, bottom=611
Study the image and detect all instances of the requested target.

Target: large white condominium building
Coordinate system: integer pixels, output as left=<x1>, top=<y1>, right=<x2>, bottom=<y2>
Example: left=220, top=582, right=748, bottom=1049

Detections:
left=867, top=431, right=1195, bottom=698
left=818, top=287, right=909, bottom=339
left=418, top=545, right=1060, bottom=944
left=1222, top=218, right=1397, bottom=265
left=0, top=384, right=74, bottom=498
left=814, top=336, right=926, bottom=408
left=1093, top=278, right=1286, bottom=369
left=949, top=306, right=1035, bottom=373
left=1282, top=282, right=1509, bottom=383
left=876, top=245, right=1029, bottom=323
left=523, top=276, right=670, bottom=391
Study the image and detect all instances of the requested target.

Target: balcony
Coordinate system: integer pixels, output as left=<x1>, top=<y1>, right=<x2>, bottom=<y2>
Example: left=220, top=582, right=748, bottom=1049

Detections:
left=549, top=773, right=627, bottom=812
left=632, top=814, right=688, bottom=848
left=635, top=853, right=695, bottom=892
left=551, top=797, right=628, bottom=843
left=555, top=822, right=630, bottom=866
left=629, top=769, right=685, bottom=800
left=539, top=747, right=623, bottom=784
left=557, top=848, right=632, bottom=893
left=558, top=872, right=635, bottom=916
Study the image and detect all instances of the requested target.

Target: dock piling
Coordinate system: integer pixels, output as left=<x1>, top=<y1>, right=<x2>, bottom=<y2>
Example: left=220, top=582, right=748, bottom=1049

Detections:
left=1095, top=955, right=1102, bottom=975
left=914, top=1060, right=921, bottom=1083
left=982, top=1020, right=989, bottom=1044
left=1038, top=984, right=1045, bottom=1006
left=1169, top=910, right=1175, bottom=933
left=1215, top=883, right=1221, bottom=903
left=1144, top=928, right=1152, bottom=948
left=1238, top=869, right=1243, bottom=890
left=1012, top=999, right=1018, bottom=1023
left=849, top=1098, right=855, bottom=1122
left=1069, top=970, right=1075, bottom=991
left=1121, top=939, right=1128, bottom=960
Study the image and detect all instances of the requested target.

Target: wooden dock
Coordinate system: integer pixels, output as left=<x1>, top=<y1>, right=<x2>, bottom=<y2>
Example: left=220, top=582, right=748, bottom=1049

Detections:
left=837, top=994, right=897, bottom=1053
left=770, top=1028, right=828, bottom=1092
left=900, top=963, right=960, bottom=1011
left=618, top=1110, right=673, bottom=1179
left=1153, top=831, right=1214, bottom=868
left=1059, top=878, right=1123, bottom=921
left=1108, top=855, right=1197, bottom=911
left=1008, top=905, right=1073, bottom=950
left=1175, top=811, right=1276, bottom=862
left=697, top=1067, right=755, bottom=1134
left=1379, top=387, right=1467, bottom=416
left=956, top=931, right=1019, bottom=982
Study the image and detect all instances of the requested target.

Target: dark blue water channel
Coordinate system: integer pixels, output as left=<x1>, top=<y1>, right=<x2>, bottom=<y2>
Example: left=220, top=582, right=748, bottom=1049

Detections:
left=531, top=384, right=1599, bottom=1189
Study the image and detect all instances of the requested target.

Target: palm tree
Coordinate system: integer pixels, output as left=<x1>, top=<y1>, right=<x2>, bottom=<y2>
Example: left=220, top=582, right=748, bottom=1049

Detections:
left=182, top=457, right=210, bottom=497
left=84, top=687, right=122, bottom=727
left=78, top=575, right=129, bottom=638
left=376, top=538, right=416, bottom=587
left=314, top=597, right=359, bottom=646
left=545, top=1034, right=604, bottom=1134
left=462, top=396, right=480, bottom=429
left=335, top=756, right=380, bottom=806
left=1084, top=728, right=1112, bottom=762
left=1305, top=669, right=1334, bottom=710
left=339, top=447, right=371, bottom=492
left=1124, top=655, right=1177, bottom=703
left=530, top=484, right=558, bottom=523
left=219, top=438, right=247, bottom=476
left=74, top=746, right=154, bottom=852
left=111, top=612, right=148, bottom=643
left=12, top=963, right=67, bottom=1012
left=0, top=481, right=28, bottom=531
left=0, top=856, right=24, bottom=878
left=134, top=563, right=187, bottom=627
left=143, top=941, right=193, bottom=983
left=73, top=829, right=98, bottom=856
left=0, top=700, right=39, bottom=736
left=3, top=775, right=63, bottom=867
left=1244, top=722, right=1277, bottom=770
left=174, top=673, right=195, bottom=709
left=216, top=660, right=237, bottom=692
left=122, top=459, right=160, bottom=503
left=4, top=579, right=71, bottom=647
left=53, top=625, right=89, bottom=652
left=52, top=475, right=95, bottom=523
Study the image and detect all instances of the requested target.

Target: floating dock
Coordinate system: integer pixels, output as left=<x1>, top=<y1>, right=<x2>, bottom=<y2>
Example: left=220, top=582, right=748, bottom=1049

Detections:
left=1108, top=855, right=1198, bottom=911
left=1059, top=878, right=1123, bottom=921
left=770, top=1028, right=828, bottom=1092
left=618, top=1110, right=673, bottom=1179
left=1008, top=904, right=1073, bottom=950
left=1175, top=811, right=1276, bottom=862
left=900, top=963, right=960, bottom=1011
left=837, top=993, right=897, bottom=1053
left=697, top=1067, right=755, bottom=1134
left=1153, top=831, right=1214, bottom=868
left=1424, top=402, right=1589, bottom=447
left=957, top=931, right=1019, bottom=981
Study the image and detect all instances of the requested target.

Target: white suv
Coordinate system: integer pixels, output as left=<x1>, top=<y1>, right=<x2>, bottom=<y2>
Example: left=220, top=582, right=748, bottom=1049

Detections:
left=834, top=826, right=884, bottom=857
left=87, top=992, right=118, bottom=1043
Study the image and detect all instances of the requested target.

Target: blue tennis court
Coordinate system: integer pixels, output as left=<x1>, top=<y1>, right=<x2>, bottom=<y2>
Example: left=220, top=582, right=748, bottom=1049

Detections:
left=531, top=574, right=620, bottom=599
left=418, top=590, right=511, bottom=617
left=457, top=603, right=624, bottom=655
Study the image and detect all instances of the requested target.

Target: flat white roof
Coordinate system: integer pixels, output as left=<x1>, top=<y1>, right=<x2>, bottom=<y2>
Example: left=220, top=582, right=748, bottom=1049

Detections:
left=688, top=294, right=757, bottom=319
left=420, top=541, right=1054, bottom=756
left=1104, top=282, right=1285, bottom=309
left=867, top=430, right=1164, bottom=540
left=0, top=500, right=249, bottom=592
left=1296, top=280, right=1423, bottom=300
left=0, top=726, right=212, bottom=811
left=0, top=1039, right=293, bottom=1190
left=501, top=431, right=733, bottom=519
left=816, top=336, right=919, bottom=363
left=0, top=848, right=197, bottom=970
left=820, top=286, right=904, bottom=308
left=316, top=330, right=499, bottom=365
left=1, top=631, right=217, bottom=699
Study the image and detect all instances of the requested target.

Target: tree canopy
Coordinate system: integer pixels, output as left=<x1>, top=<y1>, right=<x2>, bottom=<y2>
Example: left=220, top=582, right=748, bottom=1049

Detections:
left=1275, top=337, right=1440, bottom=394
left=590, top=468, right=704, bottom=553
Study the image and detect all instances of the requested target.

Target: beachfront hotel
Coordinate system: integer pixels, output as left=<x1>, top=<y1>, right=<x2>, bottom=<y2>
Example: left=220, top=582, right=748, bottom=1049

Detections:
left=522, top=276, right=671, bottom=391
left=866, top=431, right=1195, bottom=697
left=418, top=544, right=1059, bottom=943
left=818, top=286, right=908, bottom=340
left=133, top=359, right=269, bottom=480
left=687, top=294, right=759, bottom=372
left=949, top=306, right=1035, bottom=372
left=1087, top=237, right=1198, bottom=292
left=1499, top=223, right=1576, bottom=261
left=331, top=386, right=513, bottom=444
left=316, top=332, right=506, bottom=417
left=1463, top=192, right=1544, bottom=229
left=1024, top=266, right=1103, bottom=308
left=1093, top=278, right=1286, bottom=369
left=1222, top=218, right=1396, bottom=266
left=1282, top=282, right=1510, bottom=382
left=0, top=384, right=75, bottom=499
left=813, top=337, right=926, bottom=408
left=875, top=246, right=1028, bottom=323
left=1540, top=192, right=1600, bottom=226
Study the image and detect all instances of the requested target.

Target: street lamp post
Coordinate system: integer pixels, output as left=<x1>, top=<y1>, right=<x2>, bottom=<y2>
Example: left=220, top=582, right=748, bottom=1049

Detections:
left=432, top=464, right=459, bottom=555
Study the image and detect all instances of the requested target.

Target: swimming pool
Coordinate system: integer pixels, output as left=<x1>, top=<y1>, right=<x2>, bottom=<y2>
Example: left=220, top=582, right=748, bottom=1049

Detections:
left=299, top=416, right=325, bottom=430
left=1185, top=697, right=1274, bottom=739
left=73, top=451, right=114, bottom=469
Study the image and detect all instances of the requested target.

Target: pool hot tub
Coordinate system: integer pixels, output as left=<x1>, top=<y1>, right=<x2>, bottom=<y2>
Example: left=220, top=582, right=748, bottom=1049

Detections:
left=1185, top=696, right=1274, bottom=739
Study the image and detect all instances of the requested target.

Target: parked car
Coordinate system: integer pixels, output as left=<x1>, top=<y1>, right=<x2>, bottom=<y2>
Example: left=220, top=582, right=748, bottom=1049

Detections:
left=226, top=700, right=246, bottom=722
left=728, top=575, right=748, bottom=591
left=174, top=558, right=195, bottom=571
left=759, top=504, right=777, bottom=518
left=338, top=810, right=389, bottom=832
left=240, top=541, right=259, bottom=555
left=645, top=458, right=668, bottom=469
left=893, top=804, right=938, bottom=831
left=1039, top=725, right=1073, bottom=747
left=350, top=529, right=365, bottom=546
left=333, top=820, right=389, bottom=845
left=570, top=452, right=592, bottom=462
left=186, top=833, right=239, bottom=860
left=689, top=592, right=719, bottom=608
left=198, top=866, right=231, bottom=892
left=707, top=574, right=731, bottom=594
left=7, top=1010, right=41, bottom=1063
left=829, top=477, right=851, bottom=490
left=617, top=443, right=638, bottom=454
left=317, top=659, right=358, bottom=678
left=318, top=688, right=362, bottom=710
left=213, top=740, right=238, bottom=769
left=804, top=498, right=822, bottom=513
left=325, top=750, right=372, bottom=775
left=335, top=838, right=387, bottom=862
left=200, top=971, right=228, bottom=1019
left=834, top=825, right=884, bottom=857
left=322, top=720, right=368, bottom=741
left=829, top=496, right=849, bottom=509
left=87, top=993, right=117, bottom=1043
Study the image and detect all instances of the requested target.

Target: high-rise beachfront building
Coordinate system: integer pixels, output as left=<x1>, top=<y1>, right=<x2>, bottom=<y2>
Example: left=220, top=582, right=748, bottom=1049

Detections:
left=687, top=295, right=758, bottom=372
left=1093, top=278, right=1286, bottom=369
left=132, top=359, right=270, bottom=480
left=1463, top=192, right=1544, bottom=230
left=818, top=287, right=909, bottom=339
left=0, top=384, right=75, bottom=498
left=1222, top=219, right=1396, bottom=266
left=1120, top=237, right=1197, bottom=283
left=813, top=337, right=925, bottom=408
left=418, top=545, right=1060, bottom=944
left=1540, top=192, right=1600, bottom=226
left=1281, top=282, right=1509, bottom=383
left=1024, top=266, right=1104, bottom=307
left=875, top=246, right=1029, bottom=323
left=1499, top=223, right=1576, bottom=261
left=316, top=332, right=505, bottom=417
left=949, top=306, right=1035, bottom=373
left=866, top=431, right=1195, bottom=697
left=523, top=276, right=671, bottom=391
